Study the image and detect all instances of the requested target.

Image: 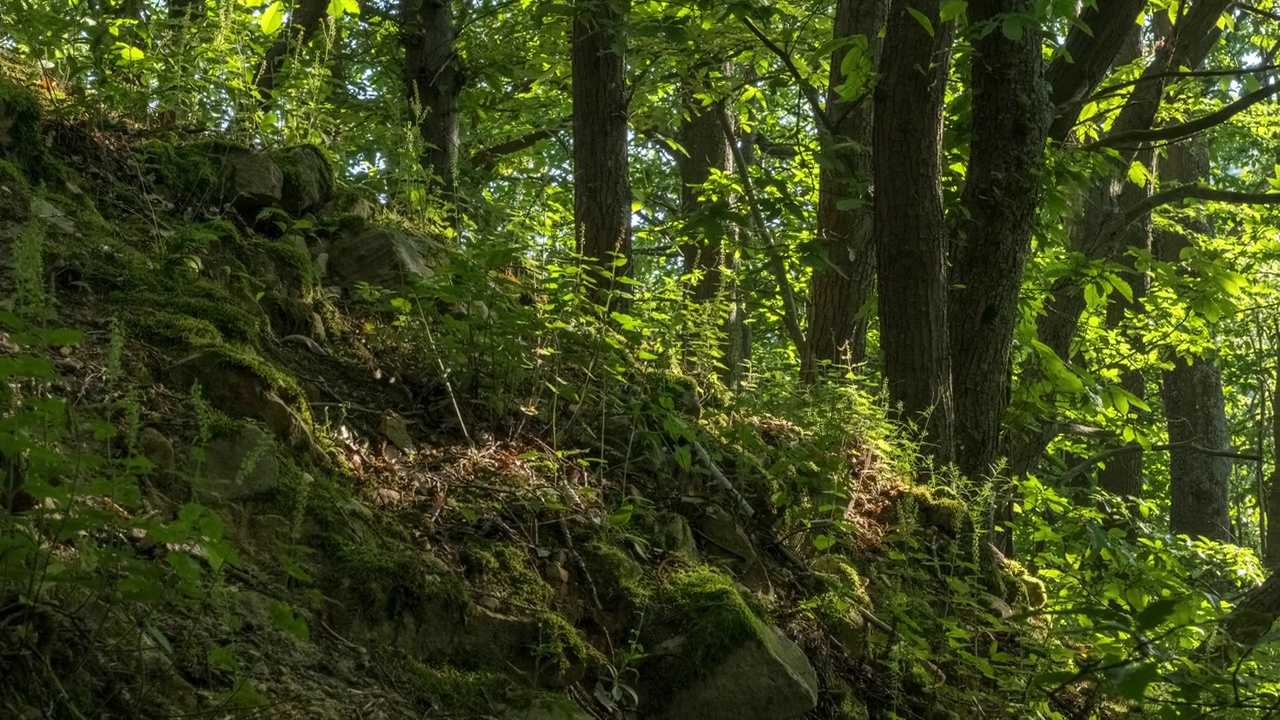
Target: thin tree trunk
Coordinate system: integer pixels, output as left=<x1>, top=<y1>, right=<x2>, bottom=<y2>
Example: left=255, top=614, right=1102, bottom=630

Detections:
left=1098, top=143, right=1153, bottom=502
left=257, top=0, right=330, bottom=105
left=873, top=0, right=954, bottom=465
left=403, top=0, right=462, bottom=199
left=679, top=76, right=732, bottom=303
left=572, top=0, right=632, bottom=305
left=802, top=0, right=885, bottom=382
left=1155, top=139, right=1233, bottom=542
left=1267, top=361, right=1280, bottom=567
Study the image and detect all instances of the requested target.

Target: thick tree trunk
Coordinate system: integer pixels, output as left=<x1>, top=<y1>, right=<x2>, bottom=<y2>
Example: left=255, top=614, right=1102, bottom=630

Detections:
left=948, top=0, right=1050, bottom=485
left=1157, top=139, right=1233, bottom=543
left=873, top=0, right=954, bottom=465
left=403, top=0, right=462, bottom=197
left=802, top=0, right=885, bottom=382
left=257, top=0, right=330, bottom=106
left=572, top=0, right=632, bottom=304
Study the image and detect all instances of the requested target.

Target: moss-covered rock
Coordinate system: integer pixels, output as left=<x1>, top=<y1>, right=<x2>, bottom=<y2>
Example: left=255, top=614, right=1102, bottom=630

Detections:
left=0, top=158, right=31, bottom=225
left=274, top=145, right=333, bottom=215
left=639, top=566, right=818, bottom=720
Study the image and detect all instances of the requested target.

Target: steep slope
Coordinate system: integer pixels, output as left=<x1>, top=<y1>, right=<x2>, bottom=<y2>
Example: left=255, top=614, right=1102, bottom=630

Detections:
left=0, top=79, right=1044, bottom=720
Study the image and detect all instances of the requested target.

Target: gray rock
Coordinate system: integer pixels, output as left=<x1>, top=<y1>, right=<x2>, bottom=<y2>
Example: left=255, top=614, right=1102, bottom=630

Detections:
left=167, top=350, right=298, bottom=439
left=697, top=505, right=771, bottom=594
left=219, top=150, right=282, bottom=215
left=327, top=226, right=441, bottom=292
left=137, top=427, right=175, bottom=473
left=278, top=145, right=333, bottom=215
left=379, top=410, right=413, bottom=452
left=200, top=424, right=279, bottom=499
left=656, top=513, right=698, bottom=559
left=653, top=625, right=818, bottom=720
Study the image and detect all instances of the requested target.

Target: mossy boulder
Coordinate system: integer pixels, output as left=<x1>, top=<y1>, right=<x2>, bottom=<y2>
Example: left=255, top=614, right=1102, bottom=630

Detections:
left=275, top=145, right=333, bottom=215
left=219, top=148, right=283, bottom=215
left=0, top=159, right=30, bottom=226
left=327, top=225, right=442, bottom=293
left=639, top=567, right=817, bottom=720
left=166, top=348, right=305, bottom=439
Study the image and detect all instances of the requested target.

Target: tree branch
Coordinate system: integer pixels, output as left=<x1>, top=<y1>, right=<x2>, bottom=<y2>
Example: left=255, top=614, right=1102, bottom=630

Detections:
left=1088, top=64, right=1280, bottom=103
left=1061, top=441, right=1261, bottom=485
left=1087, top=79, right=1280, bottom=149
left=740, top=16, right=837, bottom=138
left=470, top=127, right=562, bottom=171
left=1123, top=184, right=1280, bottom=225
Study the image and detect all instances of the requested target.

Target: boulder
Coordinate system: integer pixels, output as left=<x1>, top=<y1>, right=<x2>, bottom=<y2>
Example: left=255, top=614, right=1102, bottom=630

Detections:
left=166, top=350, right=301, bottom=440
left=649, top=624, right=817, bottom=720
left=696, top=504, right=771, bottom=593
left=137, top=427, right=176, bottom=473
left=640, top=568, right=817, bottom=720
left=199, top=424, right=279, bottom=500
left=219, top=150, right=282, bottom=215
left=326, top=226, right=439, bottom=293
left=277, top=145, right=333, bottom=215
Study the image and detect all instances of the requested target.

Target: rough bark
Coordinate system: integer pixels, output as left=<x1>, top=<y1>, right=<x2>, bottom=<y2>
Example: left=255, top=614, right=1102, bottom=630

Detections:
left=874, top=0, right=954, bottom=465
left=1222, top=572, right=1280, bottom=648
left=403, top=0, right=462, bottom=196
left=1157, top=139, right=1234, bottom=543
left=948, top=0, right=1050, bottom=485
left=257, top=0, right=330, bottom=105
left=572, top=0, right=632, bottom=303
left=802, top=0, right=885, bottom=382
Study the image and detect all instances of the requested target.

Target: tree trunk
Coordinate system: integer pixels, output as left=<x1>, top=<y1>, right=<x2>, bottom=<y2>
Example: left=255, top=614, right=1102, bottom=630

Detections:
left=1267, top=364, right=1280, bottom=568
left=873, top=0, right=954, bottom=465
left=1157, top=139, right=1233, bottom=543
left=572, top=0, right=632, bottom=304
left=679, top=77, right=732, bottom=303
left=802, top=0, right=885, bottom=382
left=403, top=0, right=462, bottom=198
left=257, top=0, right=330, bottom=106
left=1097, top=143, right=1153, bottom=502
left=948, top=0, right=1049, bottom=486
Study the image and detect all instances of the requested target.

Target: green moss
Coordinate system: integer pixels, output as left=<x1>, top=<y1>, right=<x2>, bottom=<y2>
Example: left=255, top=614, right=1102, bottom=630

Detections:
left=994, top=558, right=1046, bottom=609
left=258, top=237, right=317, bottom=292
left=0, top=79, right=47, bottom=178
left=0, top=158, right=31, bottom=222
left=461, top=541, right=552, bottom=611
left=138, top=140, right=221, bottom=205
left=583, top=540, right=653, bottom=612
left=645, top=566, right=767, bottom=690
left=535, top=611, right=606, bottom=678
left=398, top=659, right=509, bottom=714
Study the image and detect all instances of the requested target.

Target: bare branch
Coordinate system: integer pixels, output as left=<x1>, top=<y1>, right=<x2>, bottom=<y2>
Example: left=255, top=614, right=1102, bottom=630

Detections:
left=470, top=127, right=562, bottom=171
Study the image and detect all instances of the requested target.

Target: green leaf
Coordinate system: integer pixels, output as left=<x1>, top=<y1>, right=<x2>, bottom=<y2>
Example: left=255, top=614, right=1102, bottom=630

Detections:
left=1110, top=662, right=1161, bottom=701
left=1134, top=597, right=1181, bottom=631
left=608, top=504, right=634, bottom=526
left=939, top=0, right=966, bottom=22
left=260, top=1, right=284, bottom=34
left=813, top=534, right=836, bottom=551
left=117, top=44, right=145, bottom=62
left=1126, top=160, right=1151, bottom=187
left=906, top=7, right=935, bottom=36
left=1001, top=16, right=1023, bottom=40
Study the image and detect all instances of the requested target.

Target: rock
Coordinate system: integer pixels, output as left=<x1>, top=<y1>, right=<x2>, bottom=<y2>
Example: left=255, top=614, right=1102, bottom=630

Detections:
left=30, top=196, right=77, bottom=234
left=640, top=568, right=816, bottom=720
left=376, top=488, right=402, bottom=505
left=379, top=410, right=414, bottom=452
left=137, top=427, right=175, bottom=473
left=200, top=424, right=279, bottom=499
left=501, top=699, right=592, bottom=720
left=652, top=624, right=816, bottom=720
left=313, top=251, right=329, bottom=279
left=219, top=149, right=282, bottom=215
left=656, top=512, right=698, bottom=559
left=544, top=561, right=570, bottom=585
left=327, top=226, right=441, bottom=292
left=696, top=505, right=771, bottom=594
left=167, top=350, right=299, bottom=439
left=277, top=145, right=333, bottom=215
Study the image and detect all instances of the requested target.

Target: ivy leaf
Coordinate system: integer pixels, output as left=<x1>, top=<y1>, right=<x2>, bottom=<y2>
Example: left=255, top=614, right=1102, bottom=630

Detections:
left=260, top=1, right=285, bottom=35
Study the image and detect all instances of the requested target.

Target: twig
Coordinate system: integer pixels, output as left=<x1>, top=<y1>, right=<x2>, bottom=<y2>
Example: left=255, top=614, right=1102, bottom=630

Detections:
left=691, top=440, right=754, bottom=517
